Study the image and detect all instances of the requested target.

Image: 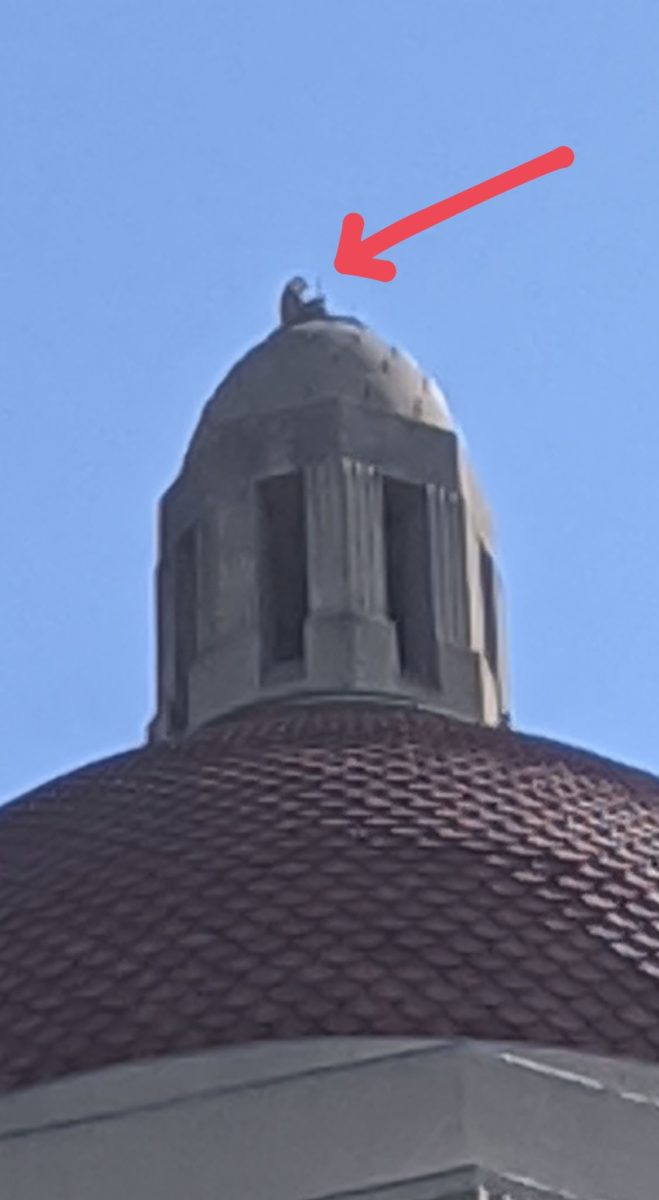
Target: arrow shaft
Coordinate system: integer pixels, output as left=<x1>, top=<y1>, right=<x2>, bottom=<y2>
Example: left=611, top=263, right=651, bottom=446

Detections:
left=363, top=146, right=573, bottom=257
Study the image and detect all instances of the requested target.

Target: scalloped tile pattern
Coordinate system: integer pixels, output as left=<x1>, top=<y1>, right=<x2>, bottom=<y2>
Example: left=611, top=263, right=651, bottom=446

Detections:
left=2, top=703, right=659, bottom=1092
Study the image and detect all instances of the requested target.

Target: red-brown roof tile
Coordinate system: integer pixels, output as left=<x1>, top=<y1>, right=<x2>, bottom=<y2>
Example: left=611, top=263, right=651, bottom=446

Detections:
left=2, top=701, right=659, bottom=1093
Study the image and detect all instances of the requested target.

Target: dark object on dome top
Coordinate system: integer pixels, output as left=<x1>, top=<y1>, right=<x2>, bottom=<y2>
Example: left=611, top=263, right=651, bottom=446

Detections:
left=279, top=276, right=329, bottom=325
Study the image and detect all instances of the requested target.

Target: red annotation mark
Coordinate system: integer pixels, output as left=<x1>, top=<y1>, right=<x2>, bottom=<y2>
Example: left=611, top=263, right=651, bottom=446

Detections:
left=334, top=145, right=574, bottom=282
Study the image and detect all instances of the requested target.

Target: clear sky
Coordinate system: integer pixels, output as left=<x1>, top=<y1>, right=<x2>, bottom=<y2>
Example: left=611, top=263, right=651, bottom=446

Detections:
left=1, top=0, right=658, bottom=802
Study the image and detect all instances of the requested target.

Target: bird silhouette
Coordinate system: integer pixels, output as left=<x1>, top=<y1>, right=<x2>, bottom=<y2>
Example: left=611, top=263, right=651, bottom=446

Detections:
left=279, top=277, right=328, bottom=325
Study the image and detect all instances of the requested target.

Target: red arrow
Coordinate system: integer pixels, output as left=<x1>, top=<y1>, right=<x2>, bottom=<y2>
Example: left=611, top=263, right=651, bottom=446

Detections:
left=334, top=145, right=574, bottom=282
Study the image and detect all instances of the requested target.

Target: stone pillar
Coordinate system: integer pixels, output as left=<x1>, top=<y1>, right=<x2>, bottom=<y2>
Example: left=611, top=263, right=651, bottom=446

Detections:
left=187, top=486, right=260, bottom=726
left=149, top=557, right=176, bottom=741
left=305, top=458, right=386, bottom=615
left=304, top=458, right=397, bottom=689
left=427, top=484, right=470, bottom=649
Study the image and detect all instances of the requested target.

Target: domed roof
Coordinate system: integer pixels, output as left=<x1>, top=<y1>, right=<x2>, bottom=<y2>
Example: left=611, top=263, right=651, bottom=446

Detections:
left=186, top=318, right=451, bottom=462
left=3, top=701, right=659, bottom=1094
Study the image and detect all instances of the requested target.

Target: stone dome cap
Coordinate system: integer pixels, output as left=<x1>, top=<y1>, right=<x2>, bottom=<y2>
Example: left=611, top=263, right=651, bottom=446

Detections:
left=187, top=313, right=452, bottom=462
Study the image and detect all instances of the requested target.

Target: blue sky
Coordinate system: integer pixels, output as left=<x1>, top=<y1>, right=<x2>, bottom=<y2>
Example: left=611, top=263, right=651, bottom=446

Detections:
left=1, top=0, right=658, bottom=801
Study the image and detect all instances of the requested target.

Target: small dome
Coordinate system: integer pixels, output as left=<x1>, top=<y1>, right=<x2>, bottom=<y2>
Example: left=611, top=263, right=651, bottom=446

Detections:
left=187, top=319, right=451, bottom=461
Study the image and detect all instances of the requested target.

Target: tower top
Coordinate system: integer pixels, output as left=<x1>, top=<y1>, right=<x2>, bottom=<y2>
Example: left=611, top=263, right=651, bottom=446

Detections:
left=185, top=286, right=452, bottom=470
left=149, top=283, right=507, bottom=741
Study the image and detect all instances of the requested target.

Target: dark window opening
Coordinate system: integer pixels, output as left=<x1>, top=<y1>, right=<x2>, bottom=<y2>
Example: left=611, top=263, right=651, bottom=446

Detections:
left=258, top=472, right=308, bottom=674
left=479, top=544, right=499, bottom=676
left=383, top=477, right=437, bottom=686
left=172, top=525, right=198, bottom=733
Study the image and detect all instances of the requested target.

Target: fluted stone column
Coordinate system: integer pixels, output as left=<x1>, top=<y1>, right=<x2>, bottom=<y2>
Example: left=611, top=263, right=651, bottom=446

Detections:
left=304, top=457, right=398, bottom=689
left=427, top=483, right=470, bottom=650
left=187, top=487, right=260, bottom=725
left=150, top=557, right=176, bottom=741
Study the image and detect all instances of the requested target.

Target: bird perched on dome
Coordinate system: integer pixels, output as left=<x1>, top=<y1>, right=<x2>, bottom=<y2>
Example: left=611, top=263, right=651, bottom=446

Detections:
left=279, top=276, right=328, bottom=326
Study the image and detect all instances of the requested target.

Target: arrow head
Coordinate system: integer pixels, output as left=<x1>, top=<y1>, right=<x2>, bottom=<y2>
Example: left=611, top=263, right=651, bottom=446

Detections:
left=333, top=213, right=397, bottom=283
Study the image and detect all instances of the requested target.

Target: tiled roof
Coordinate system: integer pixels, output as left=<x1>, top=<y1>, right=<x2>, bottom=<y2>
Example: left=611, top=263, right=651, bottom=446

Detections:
left=2, top=701, right=659, bottom=1093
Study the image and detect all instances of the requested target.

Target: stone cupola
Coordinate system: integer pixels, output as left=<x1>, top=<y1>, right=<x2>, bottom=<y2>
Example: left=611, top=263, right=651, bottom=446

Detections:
left=149, top=280, right=507, bottom=741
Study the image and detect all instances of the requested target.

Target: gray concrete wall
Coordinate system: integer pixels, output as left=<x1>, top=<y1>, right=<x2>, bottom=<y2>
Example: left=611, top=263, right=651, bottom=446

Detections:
left=1, top=1037, right=658, bottom=1200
